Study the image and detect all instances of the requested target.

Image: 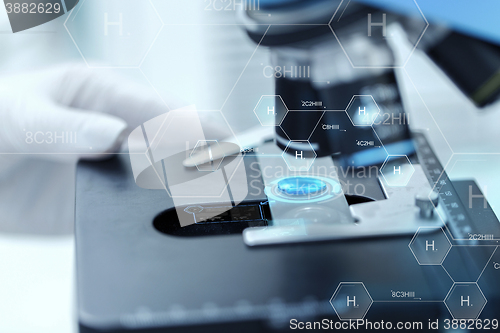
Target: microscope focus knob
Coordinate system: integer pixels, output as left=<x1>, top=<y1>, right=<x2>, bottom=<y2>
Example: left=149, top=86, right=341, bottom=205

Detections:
left=415, top=190, right=439, bottom=219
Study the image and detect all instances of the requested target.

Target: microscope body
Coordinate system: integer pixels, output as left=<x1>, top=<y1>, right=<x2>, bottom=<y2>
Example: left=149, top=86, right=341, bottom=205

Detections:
left=239, top=0, right=500, bottom=163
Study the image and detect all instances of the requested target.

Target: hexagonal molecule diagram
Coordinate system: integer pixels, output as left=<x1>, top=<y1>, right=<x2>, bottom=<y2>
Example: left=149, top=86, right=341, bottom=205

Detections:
left=330, top=282, right=373, bottom=320
left=282, top=141, right=317, bottom=171
left=254, top=95, right=288, bottom=127
left=345, top=95, right=380, bottom=126
left=444, top=283, right=487, bottom=319
left=190, top=140, right=224, bottom=172
left=329, top=0, right=428, bottom=67
left=380, top=155, right=415, bottom=187
left=65, top=0, right=163, bottom=67
left=409, top=227, right=452, bottom=265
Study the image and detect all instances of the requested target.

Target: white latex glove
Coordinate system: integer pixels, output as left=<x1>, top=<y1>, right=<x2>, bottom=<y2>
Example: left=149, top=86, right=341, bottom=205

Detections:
left=0, top=63, right=233, bottom=235
left=0, top=63, right=186, bottom=161
left=0, top=63, right=189, bottom=234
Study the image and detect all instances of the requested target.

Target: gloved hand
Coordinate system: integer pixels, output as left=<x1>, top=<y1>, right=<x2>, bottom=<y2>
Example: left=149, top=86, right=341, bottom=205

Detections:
left=0, top=63, right=187, bottom=161
left=0, top=63, right=197, bottom=235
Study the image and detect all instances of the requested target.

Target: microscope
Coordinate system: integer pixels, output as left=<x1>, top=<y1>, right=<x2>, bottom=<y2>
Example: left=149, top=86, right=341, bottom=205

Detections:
left=74, top=1, right=500, bottom=331
left=226, top=0, right=500, bottom=246
left=239, top=0, right=500, bottom=160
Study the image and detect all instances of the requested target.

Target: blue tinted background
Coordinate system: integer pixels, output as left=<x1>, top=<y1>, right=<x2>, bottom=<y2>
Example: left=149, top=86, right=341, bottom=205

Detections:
left=258, top=0, right=500, bottom=44
left=356, top=0, right=500, bottom=44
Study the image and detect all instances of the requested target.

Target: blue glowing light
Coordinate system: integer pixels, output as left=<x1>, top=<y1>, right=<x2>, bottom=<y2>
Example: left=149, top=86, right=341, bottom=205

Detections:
left=277, top=177, right=327, bottom=196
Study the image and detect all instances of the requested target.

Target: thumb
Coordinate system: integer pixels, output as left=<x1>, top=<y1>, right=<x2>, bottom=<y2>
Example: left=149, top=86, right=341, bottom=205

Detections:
left=11, top=99, right=128, bottom=162
left=62, top=108, right=128, bottom=160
